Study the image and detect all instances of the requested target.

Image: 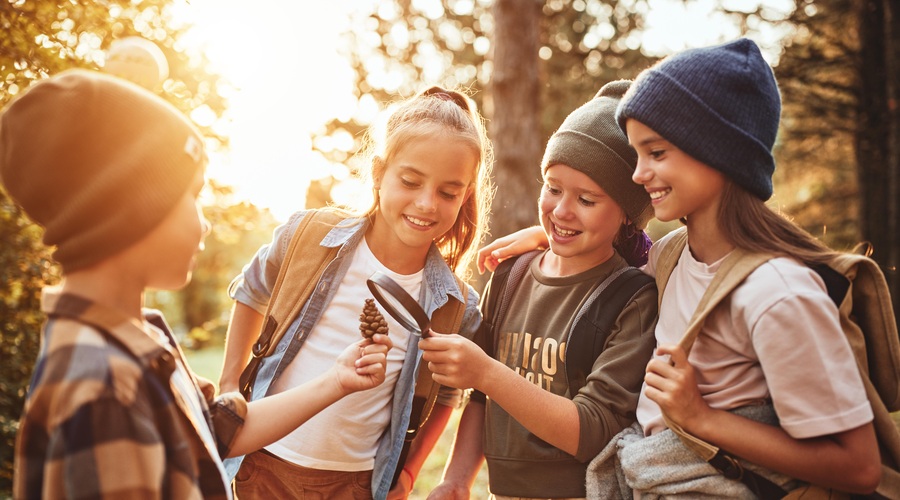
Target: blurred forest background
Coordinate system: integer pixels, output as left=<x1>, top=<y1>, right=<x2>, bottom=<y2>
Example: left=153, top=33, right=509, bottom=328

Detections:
left=1, top=0, right=899, bottom=497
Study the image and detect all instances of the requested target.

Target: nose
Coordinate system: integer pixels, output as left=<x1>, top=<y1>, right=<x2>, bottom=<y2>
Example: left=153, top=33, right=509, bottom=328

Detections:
left=552, top=194, right=576, bottom=219
left=632, top=157, right=652, bottom=185
left=415, top=189, right=437, bottom=212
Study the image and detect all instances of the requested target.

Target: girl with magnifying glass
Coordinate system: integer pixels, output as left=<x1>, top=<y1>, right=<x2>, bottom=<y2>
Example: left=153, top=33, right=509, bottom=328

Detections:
left=218, top=87, right=493, bottom=500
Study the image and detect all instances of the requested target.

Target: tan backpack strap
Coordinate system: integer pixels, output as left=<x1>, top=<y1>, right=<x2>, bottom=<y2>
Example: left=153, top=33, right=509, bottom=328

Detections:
left=411, top=276, right=469, bottom=431
left=661, top=246, right=772, bottom=480
left=239, top=209, right=345, bottom=398
left=654, top=227, right=689, bottom=309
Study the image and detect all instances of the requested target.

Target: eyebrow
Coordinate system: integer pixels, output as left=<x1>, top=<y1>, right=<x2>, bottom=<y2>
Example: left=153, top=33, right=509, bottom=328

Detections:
left=632, top=135, right=666, bottom=147
left=544, top=176, right=606, bottom=197
left=399, top=166, right=468, bottom=187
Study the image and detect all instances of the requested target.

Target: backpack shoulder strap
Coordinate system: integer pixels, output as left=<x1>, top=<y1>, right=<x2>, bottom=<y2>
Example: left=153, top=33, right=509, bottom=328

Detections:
left=239, top=209, right=346, bottom=397
left=654, top=226, right=689, bottom=309
left=410, top=275, right=470, bottom=433
left=566, top=267, right=655, bottom=395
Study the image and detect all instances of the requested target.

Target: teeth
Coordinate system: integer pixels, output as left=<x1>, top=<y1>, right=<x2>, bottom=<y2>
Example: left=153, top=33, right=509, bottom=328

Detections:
left=554, top=224, right=578, bottom=237
left=407, top=215, right=433, bottom=227
left=649, top=189, right=671, bottom=200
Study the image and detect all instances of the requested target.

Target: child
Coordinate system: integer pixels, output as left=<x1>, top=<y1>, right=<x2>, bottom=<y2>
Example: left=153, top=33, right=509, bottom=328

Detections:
left=420, top=81, right=658, bottom=499
left=217, top=86, right=493, bottom=499
left=1, top=69, right=391, bottom=499
left=476, top=38, right=882, bottom=497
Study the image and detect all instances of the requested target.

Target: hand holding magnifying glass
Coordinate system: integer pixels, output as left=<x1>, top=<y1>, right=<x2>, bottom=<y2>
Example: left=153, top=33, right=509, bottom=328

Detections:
left=366, top=271, right=431, bottom=338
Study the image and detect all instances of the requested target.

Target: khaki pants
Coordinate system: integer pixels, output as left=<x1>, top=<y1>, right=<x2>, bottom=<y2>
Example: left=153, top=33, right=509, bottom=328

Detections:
left=233, top=449, right=373, bottom=499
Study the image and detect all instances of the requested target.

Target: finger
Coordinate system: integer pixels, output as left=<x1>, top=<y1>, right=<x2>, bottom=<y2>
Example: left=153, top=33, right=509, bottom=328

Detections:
left=656, top=344, right=687, bottom=365
left=370, top=333, right=393, bottom=350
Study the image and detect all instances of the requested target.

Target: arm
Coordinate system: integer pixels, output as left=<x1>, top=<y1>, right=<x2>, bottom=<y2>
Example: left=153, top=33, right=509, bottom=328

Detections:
left=224, top=333, right=392, bottom=457
left=218, top=301, right=263, bottom=394
left=420, top=332, right=581, bottom=455
left=645, top=344, right=881, bottom=494
left=388, top=403, right=455, bottom=499
left=477, top=226, right=547, bottom=274
left=427, top=400, right=486, bottom=500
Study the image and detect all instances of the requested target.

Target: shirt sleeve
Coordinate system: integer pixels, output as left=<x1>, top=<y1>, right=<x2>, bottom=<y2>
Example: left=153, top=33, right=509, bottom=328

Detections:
left=229, top=210, right=307, bottom=314
left=573, top=283, right=658, bottom=462
left=747, top=267, right=873, bottom=438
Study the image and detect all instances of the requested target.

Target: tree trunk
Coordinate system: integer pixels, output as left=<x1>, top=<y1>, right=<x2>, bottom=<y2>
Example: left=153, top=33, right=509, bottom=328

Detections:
left=486, top=0, right=543, bottom=256
left=857, top=0, right=900, bottom=325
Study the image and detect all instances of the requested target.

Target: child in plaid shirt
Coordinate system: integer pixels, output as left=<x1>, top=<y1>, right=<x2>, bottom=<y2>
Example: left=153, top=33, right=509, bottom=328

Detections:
left=1, top=69, right=391, bottom=499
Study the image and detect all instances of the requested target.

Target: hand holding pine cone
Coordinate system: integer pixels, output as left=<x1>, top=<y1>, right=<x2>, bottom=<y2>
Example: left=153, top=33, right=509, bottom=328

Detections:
left=360, top=298, right=388, bottom=340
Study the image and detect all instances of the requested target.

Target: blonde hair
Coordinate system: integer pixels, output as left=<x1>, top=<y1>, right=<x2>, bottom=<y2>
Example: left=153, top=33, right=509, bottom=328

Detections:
left=362, top=86, right=494, bottom=278
left=718, top=182, right=839, bottom=265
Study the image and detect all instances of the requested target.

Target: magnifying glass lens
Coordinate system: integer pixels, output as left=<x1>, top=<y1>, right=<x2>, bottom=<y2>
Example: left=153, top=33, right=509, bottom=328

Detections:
left=366, top=272, right=431, bottom=337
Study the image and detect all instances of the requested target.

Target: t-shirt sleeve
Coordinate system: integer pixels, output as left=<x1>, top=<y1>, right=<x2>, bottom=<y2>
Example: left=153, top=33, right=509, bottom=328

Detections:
left=748, top=267, right=873, bottom=439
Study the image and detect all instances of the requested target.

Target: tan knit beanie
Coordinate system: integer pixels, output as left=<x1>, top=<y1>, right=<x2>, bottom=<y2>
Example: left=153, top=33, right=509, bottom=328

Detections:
left=0, top=69, right=206, bottom=272
left=541, top=80, right=652, bottom=229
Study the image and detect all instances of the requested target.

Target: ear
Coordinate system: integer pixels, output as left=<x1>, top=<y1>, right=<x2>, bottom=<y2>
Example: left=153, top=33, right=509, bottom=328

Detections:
left=372, top=156, right=386, bottom=189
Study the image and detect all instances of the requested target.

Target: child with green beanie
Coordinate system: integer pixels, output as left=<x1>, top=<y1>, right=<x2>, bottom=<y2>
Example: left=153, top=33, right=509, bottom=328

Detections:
left=1, top=69, right=392, bottom=499
left=420, top=80, right=658, bottom=499
left=476, top=38, right=881, bottom=498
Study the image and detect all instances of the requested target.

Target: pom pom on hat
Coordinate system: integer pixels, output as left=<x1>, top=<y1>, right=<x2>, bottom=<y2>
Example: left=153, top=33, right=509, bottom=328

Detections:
left=616, top=38, right=781, bottom=200
left=0, top=69, right=207, bottom=271
left=541, top=80, right=653, bottom=229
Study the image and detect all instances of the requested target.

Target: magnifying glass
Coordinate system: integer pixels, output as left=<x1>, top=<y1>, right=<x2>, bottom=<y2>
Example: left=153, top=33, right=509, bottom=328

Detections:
left=366, top=271, right=431, bottom=337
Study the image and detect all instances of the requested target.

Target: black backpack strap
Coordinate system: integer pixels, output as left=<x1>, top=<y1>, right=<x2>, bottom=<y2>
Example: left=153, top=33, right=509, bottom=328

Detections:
left=566, top=267, right=654, bottom=395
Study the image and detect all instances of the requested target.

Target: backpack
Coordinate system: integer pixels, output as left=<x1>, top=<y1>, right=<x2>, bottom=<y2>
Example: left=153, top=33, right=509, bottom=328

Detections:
left=482, top=249, right=656, bottom=395
left=236, top=209, right=470, bottom=487
left=655, top=226, right=900, bottom=499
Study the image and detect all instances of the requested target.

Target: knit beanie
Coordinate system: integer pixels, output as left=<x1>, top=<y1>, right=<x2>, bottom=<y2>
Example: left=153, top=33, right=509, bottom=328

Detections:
left=615, top=38, right=781, bottom=200
left=541, top=80, right=653, bottom=229
left=0, top=69, right=206, bottom=272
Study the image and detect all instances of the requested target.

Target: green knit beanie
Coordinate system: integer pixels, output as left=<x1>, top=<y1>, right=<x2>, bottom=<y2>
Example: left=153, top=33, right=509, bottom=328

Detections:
left=0, top=69, right=206, bottom=272
left=540, top=80, right=652, bottom=229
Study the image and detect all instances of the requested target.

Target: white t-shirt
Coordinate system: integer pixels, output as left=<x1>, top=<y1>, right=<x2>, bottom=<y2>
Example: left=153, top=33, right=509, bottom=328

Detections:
left=637, top=231, right=872, bottom=439
left=266, top=238, right=422, bottom=471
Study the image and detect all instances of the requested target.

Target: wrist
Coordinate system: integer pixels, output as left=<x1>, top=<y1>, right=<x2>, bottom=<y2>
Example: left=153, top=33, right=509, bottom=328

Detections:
left=402, top=467, right=416, bottom=489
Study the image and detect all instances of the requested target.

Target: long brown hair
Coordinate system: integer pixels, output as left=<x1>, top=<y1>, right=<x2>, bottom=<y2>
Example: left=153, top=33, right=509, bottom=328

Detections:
left=718, top=182, right=839, bottom=265
left=361, top=86, right=494, bottom=278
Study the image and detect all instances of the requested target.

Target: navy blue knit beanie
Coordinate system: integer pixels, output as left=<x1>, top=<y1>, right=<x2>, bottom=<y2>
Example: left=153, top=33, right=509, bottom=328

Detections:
left=616, top=38, right=781, bottom=200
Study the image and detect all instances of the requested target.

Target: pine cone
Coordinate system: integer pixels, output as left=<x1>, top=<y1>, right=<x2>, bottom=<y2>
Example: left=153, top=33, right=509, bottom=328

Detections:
left=360, top=298, right=389, bottom=339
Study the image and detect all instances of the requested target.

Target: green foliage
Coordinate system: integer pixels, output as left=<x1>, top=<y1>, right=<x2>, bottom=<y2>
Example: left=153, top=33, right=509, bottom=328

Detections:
left=0, top=193, right=60, bottom=493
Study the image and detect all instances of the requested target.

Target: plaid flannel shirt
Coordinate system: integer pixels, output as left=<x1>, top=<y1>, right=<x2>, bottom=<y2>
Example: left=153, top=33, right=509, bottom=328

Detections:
left=13, top=289, right=247, bottom=499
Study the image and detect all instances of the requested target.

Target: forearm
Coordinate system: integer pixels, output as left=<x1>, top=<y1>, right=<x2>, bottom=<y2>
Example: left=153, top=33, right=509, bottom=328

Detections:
left=219, top=301, right=264, bottom=393
left=226, top=370, right=344, bottom=457
left=403, top=402, right=454, bottom=480
left=689, top=409, right=880, bottom=494
left=440, top=401, right=486, bottom=488
left=478, top=360, right=580, bottom=455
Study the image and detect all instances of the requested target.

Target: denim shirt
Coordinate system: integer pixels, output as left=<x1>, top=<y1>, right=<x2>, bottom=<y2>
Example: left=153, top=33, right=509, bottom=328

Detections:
left=222, top=210, right=481, bottom=500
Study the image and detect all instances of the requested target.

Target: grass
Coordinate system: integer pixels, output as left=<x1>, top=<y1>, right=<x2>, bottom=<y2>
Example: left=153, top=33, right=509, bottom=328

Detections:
left=183, top=346, right=490, bottom=498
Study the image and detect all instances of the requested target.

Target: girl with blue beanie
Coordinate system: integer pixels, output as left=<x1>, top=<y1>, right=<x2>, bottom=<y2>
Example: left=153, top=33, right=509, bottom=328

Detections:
left=476, top=38, right=881, bottom=498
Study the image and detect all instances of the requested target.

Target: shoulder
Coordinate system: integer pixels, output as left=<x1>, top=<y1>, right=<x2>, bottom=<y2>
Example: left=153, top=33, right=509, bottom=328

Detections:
left=733, top=257, right=834, bottom=325
left=26, top=319, right=149, bottom=426
left=645, top=227, right=687, bottom=277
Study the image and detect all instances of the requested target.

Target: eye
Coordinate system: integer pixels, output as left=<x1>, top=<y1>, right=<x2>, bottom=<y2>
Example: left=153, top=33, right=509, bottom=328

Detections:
left=401, top=177, right=420, bottom=189
left=578, top=196, right=596, bottom=207
left=649, top=149, right=665, bottom=160
left=439, top=191, right=460, bottom=200
left=543, top=184, right=561, bottom=196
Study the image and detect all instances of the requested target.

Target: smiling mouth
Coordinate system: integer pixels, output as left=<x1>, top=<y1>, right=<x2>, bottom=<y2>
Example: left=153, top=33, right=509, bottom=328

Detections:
left=649, top=188, right=672, bottom=200
left=553, top=223, right=580, bottom=237
left=405, top=215, right=435, bottom=228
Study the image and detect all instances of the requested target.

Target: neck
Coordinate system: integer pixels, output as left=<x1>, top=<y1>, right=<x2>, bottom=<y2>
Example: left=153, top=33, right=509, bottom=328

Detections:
left=540, top=246, right=615, bottom=277
left=365, top=223, right=429, bottom=275
left=684, top=218, right=734, bottom=264
left=60, top=265, right=145, bottom=320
